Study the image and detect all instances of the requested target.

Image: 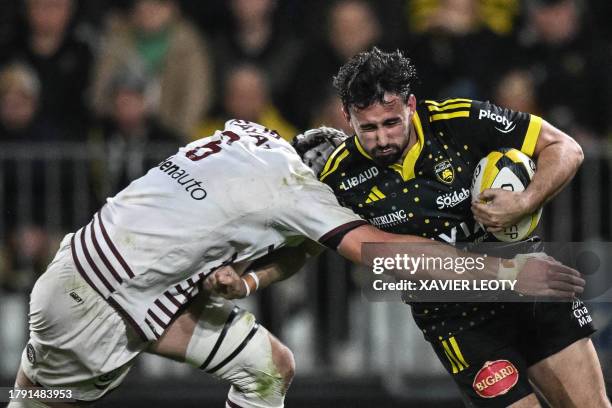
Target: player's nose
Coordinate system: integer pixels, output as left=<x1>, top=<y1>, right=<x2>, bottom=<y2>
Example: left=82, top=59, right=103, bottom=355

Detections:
left=376, top=130, right=390, bottom=147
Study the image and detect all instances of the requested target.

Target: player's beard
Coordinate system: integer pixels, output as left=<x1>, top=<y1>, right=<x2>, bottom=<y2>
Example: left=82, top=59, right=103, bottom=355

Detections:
left=371, top=145, right=403, bottom=166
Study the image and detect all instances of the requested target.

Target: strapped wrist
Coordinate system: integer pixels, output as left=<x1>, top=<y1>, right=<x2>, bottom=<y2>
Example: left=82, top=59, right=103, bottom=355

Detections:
left=241, top=278, right=251, bottom=297
left=242, top=271, right=259, bottom=296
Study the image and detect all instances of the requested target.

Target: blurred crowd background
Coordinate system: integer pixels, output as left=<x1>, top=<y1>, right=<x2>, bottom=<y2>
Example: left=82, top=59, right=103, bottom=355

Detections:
left=0, top=0, right=611, bottom=406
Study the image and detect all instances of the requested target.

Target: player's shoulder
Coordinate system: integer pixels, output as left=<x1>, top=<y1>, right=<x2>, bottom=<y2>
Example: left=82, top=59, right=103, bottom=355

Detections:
left=421, top=98, right=490, bottom=123
left=318, top=136, right=366, bottom=184
left=223, top=119, right=284, bottom=141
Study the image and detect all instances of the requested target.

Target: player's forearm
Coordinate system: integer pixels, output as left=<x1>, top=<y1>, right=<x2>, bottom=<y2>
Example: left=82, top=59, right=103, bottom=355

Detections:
left=249, top=240, right=324, bottom=291
left=523, top=123, right=583, bottom=213
left=338, top=225, right=582, bottom=297
left=339, top=224, right=500, bottom=281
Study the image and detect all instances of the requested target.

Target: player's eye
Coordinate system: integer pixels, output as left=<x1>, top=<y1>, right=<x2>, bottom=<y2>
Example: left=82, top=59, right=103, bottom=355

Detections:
left=384, top=119, right=400, bottom=127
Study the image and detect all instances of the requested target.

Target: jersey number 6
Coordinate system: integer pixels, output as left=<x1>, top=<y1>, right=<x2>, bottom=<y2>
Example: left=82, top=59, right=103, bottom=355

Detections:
left=185, top=131, right=241, bottom=161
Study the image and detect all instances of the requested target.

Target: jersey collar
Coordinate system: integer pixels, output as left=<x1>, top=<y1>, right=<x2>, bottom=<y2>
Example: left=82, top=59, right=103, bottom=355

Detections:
left=353, top=111, right=425, bottom=181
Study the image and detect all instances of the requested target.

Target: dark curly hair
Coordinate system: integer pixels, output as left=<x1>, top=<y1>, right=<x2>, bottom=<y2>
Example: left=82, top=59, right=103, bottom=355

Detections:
left=333, top=47, right=417, bottom=112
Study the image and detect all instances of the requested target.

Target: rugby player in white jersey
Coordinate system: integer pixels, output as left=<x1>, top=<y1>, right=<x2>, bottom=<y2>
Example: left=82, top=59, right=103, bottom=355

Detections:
left=8, top=120, right=583, bottom=408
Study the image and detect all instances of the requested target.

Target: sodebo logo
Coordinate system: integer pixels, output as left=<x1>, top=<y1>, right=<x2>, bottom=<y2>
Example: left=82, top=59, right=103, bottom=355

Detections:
left=478, top=109, right=516, bottom=133
left=436, top=188, right=470, bottom=209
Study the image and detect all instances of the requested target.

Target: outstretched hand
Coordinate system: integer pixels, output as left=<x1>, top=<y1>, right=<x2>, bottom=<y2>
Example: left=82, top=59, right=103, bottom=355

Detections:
left=514, top=255, right=585, bottom=299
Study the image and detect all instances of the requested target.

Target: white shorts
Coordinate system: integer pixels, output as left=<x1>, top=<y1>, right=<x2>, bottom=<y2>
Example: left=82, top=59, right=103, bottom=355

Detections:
left=19, top=235, right=283, bottom=406
left=20, top=234, right=147, bottom=402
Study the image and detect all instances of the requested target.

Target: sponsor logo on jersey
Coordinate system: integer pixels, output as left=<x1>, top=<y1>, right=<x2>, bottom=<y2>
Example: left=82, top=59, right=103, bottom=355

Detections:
left=437, top=221, right=486, bottom=244
left=158, top=157, right=207, bottom=200
left=26, top=343, right=36, bottom=365
left=365, top=186, right=386, bottom=204
left=436, top=188, right=470, bottom=209
left=478, top=109, right=516, bottom=133
left=435, top=160, right=455, bottom=184
left=472, top=360, right=519, bottom=398
left=368, top=210, right=407, bottom=227
left=572, top=300, right=593, bottom=327
left=339, top=167, right=379, bottom=190
left=69, top=291, right=83, bottom=304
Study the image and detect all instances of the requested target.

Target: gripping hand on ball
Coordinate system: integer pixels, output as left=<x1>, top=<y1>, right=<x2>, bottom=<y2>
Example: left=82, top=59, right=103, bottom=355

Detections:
left=472, top=189, right=533, bottom=232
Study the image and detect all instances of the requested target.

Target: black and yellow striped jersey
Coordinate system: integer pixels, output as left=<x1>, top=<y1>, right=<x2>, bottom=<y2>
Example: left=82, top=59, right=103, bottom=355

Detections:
left=320, top=98, right=543, bottom=340
left=321, top=98, right=541, bottom=244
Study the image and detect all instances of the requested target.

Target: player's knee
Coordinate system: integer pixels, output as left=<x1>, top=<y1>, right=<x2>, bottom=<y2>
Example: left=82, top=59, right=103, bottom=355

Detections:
left=269, top=335, right=295, bottom=389
left=593, top=390, right=612, bottom=408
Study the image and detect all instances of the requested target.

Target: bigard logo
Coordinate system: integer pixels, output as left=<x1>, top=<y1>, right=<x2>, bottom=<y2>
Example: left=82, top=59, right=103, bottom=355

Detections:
left=435, top=160, right=454, bottom=184
left=472, top=360, right=519, bottom=398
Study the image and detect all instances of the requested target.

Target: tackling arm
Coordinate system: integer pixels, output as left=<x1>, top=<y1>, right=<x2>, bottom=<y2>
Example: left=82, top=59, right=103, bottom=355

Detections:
left=337, top=224, right=584, bottom=298
left=206, top=239, right=323, bottom=299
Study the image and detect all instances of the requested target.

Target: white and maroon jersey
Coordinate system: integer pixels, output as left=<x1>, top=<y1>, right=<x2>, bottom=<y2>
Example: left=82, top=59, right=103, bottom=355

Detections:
left=71, top=120, right=366, bottom=341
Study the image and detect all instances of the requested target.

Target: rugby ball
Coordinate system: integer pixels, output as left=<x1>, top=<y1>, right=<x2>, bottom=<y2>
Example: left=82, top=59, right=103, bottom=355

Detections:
left=471, top=148, right=542, bottom=242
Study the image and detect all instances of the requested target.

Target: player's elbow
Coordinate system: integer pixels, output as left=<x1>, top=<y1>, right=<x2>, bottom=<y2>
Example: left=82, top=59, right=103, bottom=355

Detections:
left=572, top=138, right=584, bottom=167
left=560, top=127, right=584, bottom=168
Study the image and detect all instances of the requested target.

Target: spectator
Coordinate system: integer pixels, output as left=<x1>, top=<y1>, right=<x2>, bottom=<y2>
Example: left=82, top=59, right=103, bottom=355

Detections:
left=91, top=0, right=213, bottom=140
left=89, top=68, right=180, bottom=202
left=213, top=0, right=301, bottom=102
left=0, top=64, right=62, bottom=292
left=492, top=68, right=540, bottom=115
left=285, top=0, right=382, bottom=129
left=196, top=64, right=296, bottom=142
left=0, top=63, right=61, bottom=142
left=404, top=0, right=516, bottom=99
left=0, top=0, right=94, bottom=138
left=517, top=0, right=612, bottom=140
left=309, top=88, right=354, bottom=135
left=407, top=0, right=521, bottom=36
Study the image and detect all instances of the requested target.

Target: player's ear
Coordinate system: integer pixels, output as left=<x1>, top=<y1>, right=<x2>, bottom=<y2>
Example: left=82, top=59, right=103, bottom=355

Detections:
left=342, top=106, right=351, bottom=125
left=407, top=94, right=417, bottom=111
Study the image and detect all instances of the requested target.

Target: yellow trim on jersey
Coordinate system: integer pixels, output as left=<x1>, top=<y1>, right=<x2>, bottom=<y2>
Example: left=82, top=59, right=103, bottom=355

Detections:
left=480, top=151, right=503, bottom=194
left=443, top=348, right=459, bottom=374
left=354, top=136, right=373, bottom=160
left=320, top=142, right=347, bottom=177
left=320, top=148, right=349, bottom=182
left=521, top=115, right=542, bottom=157
left=425, top=98, right=472, bottom=106
left=442, top=338, right=467, bottom=374
left=427, top=102, right=472, bottom=112
left=449, top=337, right=469, bottom=368
left=430, top=111, right=470, bottom=122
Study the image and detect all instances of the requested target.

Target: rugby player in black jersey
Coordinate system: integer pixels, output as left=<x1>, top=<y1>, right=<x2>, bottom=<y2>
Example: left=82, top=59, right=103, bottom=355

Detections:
left=292, top=47, right=607, bottom=408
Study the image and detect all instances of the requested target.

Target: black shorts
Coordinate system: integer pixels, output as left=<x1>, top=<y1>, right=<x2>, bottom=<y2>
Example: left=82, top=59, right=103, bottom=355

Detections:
left=428, top=300, right=595, bottom=407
